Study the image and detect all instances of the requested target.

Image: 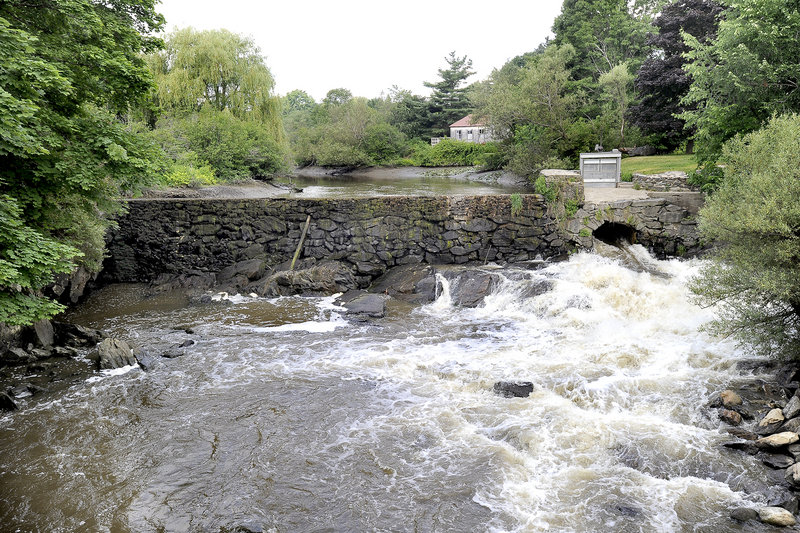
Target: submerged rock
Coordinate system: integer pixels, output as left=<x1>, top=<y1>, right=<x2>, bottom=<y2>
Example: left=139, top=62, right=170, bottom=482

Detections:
left=0, top=392, right=19, bottom=411
left=758, top=506, right=796, bottom=527
left=730, top=507, right=758, bottom=522
left=248, top=261, right=357, bottom=297
left=722, top=440, right=758, bottom=455
left=493, top=381, right=534, bottom=398
left=761, top=454, right=795, bottom=469
left=134, top=349, right=158, bottom=371
left=90, top=338, right=136, bottom=370
left=337, top=291, right=386, bottom=319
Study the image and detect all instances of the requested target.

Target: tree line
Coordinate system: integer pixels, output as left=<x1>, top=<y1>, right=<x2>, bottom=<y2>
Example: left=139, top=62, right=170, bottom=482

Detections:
left=1, top=0, right=799, bottom=359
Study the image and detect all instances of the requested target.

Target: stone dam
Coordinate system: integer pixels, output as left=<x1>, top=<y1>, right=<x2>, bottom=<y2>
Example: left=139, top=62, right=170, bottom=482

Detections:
left=104, top=186, right=704, bottom=286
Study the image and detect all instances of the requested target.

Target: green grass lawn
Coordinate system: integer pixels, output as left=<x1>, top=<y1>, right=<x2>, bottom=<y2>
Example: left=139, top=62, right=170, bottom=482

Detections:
left=620, top=154, right=697, bottom=181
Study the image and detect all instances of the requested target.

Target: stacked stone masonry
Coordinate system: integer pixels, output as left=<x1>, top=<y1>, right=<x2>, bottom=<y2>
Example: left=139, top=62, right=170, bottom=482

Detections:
left=105, top=194, right=702, bottom=285
left=632, top=171, right=697, bottom=192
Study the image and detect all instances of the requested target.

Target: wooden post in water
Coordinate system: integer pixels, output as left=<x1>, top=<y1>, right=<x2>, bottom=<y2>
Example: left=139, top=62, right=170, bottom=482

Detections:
left=290, top=215, right=311, bottom=271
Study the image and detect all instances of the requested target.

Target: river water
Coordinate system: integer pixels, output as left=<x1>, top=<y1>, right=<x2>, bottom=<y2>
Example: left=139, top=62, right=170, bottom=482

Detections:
left=0, top=249, right=779, bottom=532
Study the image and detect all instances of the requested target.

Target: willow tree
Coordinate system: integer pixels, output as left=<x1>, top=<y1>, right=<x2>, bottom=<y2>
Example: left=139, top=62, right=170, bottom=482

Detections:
left=144, top=28, right=287, bottom=180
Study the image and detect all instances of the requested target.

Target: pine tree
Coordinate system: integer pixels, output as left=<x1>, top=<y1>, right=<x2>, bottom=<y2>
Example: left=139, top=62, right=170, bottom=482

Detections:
left=424, top=52, right=475, bottom=137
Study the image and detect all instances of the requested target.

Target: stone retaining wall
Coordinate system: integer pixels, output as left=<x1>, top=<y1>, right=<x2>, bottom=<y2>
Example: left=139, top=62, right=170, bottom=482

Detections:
left=105, top=196, right=565, bottom=285
left=632, top=171, right=697, bottom=191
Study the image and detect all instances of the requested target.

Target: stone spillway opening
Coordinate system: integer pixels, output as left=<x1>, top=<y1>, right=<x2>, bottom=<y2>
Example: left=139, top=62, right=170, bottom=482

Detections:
left=593, top=222, right=637, bottom=245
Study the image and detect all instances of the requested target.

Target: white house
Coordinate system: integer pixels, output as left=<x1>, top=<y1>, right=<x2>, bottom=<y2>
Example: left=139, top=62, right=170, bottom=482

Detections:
left=449, top=114, right=492, bottom=143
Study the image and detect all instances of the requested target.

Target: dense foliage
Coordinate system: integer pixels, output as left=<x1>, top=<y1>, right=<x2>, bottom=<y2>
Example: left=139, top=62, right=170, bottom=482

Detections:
left=142, top=28, right=287, bottom=182
left=629, top=0, right=723, bottom=152
left=682, top=0, right=800, bottom=188
left=690, top=115, right=800, bottom=359
left=0, top=0, right=164, bottom=324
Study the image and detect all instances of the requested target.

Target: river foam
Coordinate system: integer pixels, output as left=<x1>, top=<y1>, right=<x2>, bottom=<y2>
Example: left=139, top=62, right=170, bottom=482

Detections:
left=0, top=249, right=777, bottom=532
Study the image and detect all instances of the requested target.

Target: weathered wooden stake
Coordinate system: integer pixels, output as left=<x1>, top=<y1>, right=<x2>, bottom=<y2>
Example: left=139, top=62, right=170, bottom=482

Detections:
left=290, top=215, right=311, bottom=271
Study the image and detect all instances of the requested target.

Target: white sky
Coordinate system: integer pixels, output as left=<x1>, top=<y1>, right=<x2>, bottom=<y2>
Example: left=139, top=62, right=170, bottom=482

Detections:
left=156, top=0, right=564, bottom=101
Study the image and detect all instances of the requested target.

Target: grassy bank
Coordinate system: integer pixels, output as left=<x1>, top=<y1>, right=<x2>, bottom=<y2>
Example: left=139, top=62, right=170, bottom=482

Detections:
left=621, top=155, right=697, bottom=181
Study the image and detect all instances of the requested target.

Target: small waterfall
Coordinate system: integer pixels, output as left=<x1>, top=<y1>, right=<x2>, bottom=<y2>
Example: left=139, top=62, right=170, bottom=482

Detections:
left=430, top=272, right=454, bottom=310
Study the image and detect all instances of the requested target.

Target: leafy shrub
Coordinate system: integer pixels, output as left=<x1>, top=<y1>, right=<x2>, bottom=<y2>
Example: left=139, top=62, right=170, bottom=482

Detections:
left=413, top=139, right=499, bottom=167
left=150, top=108, right=286, bottom=182
left=690, top=114, right=800, bottom=359
left=313, top=141, right=372, bottom=167
left=361, top=123, right=407, bottom=164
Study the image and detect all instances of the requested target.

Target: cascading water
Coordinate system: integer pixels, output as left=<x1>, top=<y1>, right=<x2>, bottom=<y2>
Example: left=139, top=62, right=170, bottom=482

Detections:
left=0, top=248, right=778, bottom=532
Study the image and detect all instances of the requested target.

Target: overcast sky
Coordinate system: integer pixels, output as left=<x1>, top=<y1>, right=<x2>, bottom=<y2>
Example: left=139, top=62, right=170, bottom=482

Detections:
left=156, top=0, right=564, bottom=101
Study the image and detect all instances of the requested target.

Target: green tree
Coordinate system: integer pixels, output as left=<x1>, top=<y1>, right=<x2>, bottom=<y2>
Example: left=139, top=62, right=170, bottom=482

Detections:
left=424, top=52, right=475, bottom=136
left=681, top=0, right=800, bottom=177
left=0, top=1, right=165, bottom=324
left=599, top=62, right=634, bottom=147
left=323, top=88, right=353, bottom=107
left=690, top=114, right=800, bottom=359
left=552, top=0, right=652, bottom=81
left=148, top=28, right=282, bottom=133
left=629, top=0, right=723, bottom=152
left=282, top=89, right=316, bottom=114
left=473, top=45, right=581, bottom=175
left=143, top=28, right=287, bottom=181
left=387, top=86, right=433, bottom=140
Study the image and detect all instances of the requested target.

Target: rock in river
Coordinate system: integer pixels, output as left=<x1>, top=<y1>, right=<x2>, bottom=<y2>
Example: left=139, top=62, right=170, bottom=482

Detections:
left=337, top=291, right=386, bottom=319
left=720, top=389, right=743, bottom=408
left=758, top=506, right=796, bottom=527
left=89, top=338, right=137, bottom=370
left=493, top=381, right=534, bottom=398
left=757, top=432, right=799, bottom=450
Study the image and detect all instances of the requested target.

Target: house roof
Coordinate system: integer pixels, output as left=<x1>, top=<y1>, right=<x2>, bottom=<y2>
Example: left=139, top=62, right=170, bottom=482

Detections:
left=449, top=114, right=485, bottom=128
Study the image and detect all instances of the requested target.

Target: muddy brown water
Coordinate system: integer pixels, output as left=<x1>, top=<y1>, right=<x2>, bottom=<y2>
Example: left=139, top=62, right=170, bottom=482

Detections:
left=0, top=251, right=781, bottom=532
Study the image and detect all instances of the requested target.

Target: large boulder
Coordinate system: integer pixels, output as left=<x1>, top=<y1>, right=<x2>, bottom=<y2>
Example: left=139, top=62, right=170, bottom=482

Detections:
left=337, top=291, right=386, bottom=319
left=784, top=396, right=800, bottom=420
left=217, top=259, right=266, bottom=293
left=52, top=322, right=105, bottom=347
left=757, top=408, right=786, bottom=435
left=0, top=392, right=18, bottom=412
left=368, top=264, right=437, bottom=304
left=440, top=269, right=502, bottom=308
left=148, top=270, right=217, bottom=296
left=90, top=338, right=137, bottom=370
left=247, top=261, right=357, bottom=297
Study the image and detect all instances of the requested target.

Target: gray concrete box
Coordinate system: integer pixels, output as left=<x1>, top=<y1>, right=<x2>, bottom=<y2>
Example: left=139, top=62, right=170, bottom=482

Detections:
left=580, top=152, right=621, bottom=188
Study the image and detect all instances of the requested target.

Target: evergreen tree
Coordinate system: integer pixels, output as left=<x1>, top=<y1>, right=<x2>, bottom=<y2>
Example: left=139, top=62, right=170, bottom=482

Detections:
left=424, top=52, right=475, bottom=136
left=630, top=0, right=723, bottom=152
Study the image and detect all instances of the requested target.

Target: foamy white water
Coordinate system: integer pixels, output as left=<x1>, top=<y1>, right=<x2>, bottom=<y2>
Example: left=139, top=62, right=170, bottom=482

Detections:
left=0, top=249, right=776, bottom=532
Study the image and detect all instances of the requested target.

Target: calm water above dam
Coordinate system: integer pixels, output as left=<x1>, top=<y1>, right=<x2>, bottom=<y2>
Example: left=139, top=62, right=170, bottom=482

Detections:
left=272, top=172, right=530, bottom=198
left=0, top=250, right=779, bottom=532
